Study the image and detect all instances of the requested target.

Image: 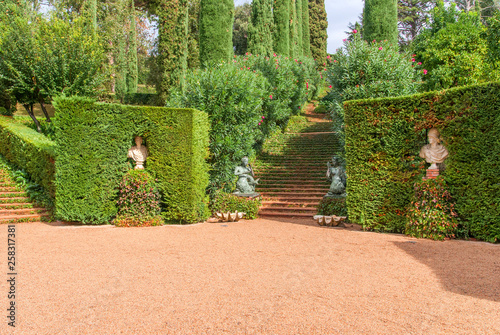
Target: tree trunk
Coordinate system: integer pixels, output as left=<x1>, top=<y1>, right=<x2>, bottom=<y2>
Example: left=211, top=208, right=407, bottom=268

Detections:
left=39, top=99, right=51, bottom=122
left=24, top=104, right=42, bottom=132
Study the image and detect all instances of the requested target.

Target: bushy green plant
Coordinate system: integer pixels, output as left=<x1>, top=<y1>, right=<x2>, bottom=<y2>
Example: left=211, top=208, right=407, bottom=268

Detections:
left=167, top=63, right=267, bottom=195
left=317, top=197, right=347, bottom=217
left=210, top=190, right=261, bottom=219
left=405, top=177, right=458, bottom=241
left=114, top=170, right=163, bottom=227
left=324, top=31, right=420, bottom=152
left=413, top=3, right=498, bottom=91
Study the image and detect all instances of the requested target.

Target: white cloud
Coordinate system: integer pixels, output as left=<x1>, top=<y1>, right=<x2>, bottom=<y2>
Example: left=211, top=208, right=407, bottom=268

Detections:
left=234, top=0, right=364, bottom=54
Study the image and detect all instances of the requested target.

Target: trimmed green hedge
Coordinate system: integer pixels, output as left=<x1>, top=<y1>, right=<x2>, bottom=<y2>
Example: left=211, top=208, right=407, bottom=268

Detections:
left=344, top=82, right=500, bottom=242
left=123, top=93, right=159, bottom=106
left=0, top=116, right=56, bottom=197
left=54, top=97, right=210, bottom=224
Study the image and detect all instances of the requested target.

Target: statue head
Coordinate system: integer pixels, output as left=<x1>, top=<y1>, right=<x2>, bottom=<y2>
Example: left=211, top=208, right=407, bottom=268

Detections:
left=330, top=156, right=340, bottom=166
left=135, top=136, right=143, bottom=147
left=428, top=128, right=440, bottom=145
left=241, top=156, right=249, bottom=166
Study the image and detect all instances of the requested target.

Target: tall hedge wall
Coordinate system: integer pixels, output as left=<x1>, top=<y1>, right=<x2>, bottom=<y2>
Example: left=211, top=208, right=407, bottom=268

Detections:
left=0, top=116, right=56, bottom=197
left=54, top=97, right=210, bottom=224
left=344, top=82, right=500, bottom=242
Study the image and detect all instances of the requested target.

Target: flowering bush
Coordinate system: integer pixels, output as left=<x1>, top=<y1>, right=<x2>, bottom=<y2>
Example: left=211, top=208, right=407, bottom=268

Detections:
left=114, top=170, right=163, bottom=227
left=324, top=32, right=420, bottom=153
left=405, top=177, right=458, bottom=241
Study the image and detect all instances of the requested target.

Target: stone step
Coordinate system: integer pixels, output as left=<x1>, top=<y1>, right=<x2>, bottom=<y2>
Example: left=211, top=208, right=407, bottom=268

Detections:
left=0, top=187, right=21, bottom=192
left=0, top=208, right=47, bottom=215
left=258, top=183, right=328, bottom=188
left=259, top=206, right=317, bottom=212
left=258, top=211, right=314, bottom=218
left=261, top=191, right=326, bottom=197
left=261, top=201, right=318, bottom=207
left=258, top=187, right=328, bottom=193
left=0, top=191, right=28, bottom=198
left=0, top=203, right=35, bottom=209
left=0, top=197, right=31, bottom=203
left=0, top=213, right=49, bottom=223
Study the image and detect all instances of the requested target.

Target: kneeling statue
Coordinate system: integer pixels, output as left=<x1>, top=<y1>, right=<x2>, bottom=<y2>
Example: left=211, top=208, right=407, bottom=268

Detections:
left=233, top=156, right=260, bottom=197
left=325, top=156, right=346, bottom=198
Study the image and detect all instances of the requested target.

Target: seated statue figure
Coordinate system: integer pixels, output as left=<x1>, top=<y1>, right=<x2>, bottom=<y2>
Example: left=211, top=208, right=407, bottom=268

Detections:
left=128, top=136, right=148, bottom=170
left=419, top=128, right=449, bottom=170
left=325, top=156, right=346, bottom=198
left=233, top=156, right=259, bottom=196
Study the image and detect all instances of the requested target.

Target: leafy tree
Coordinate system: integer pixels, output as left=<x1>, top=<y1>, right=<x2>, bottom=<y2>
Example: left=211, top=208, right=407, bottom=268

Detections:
left=295, top=0, right=303, bottom=56
left=398, top=0, right=437, bottom=46
left=127, top=0, right=139, bottom=93
left=248, top=0, right=274, bottom=56
left=187, top=0, right=201, bottom=69
left=301, top=0, right=311, bottom=56
left=413, top=1, right=498, bottom=90
left=364, top=0, right=399, bottom=44
left=486, top=10, right=500, bottom=65
left=0, top=15, right=106, bottom=130
left=233, top=3, right=251, bottom=55
left=199, top=0, right=234, bottom=66
left=273, top=0, right=290, bottom=56
left=309, top=0, right=328, bottom=66
left=156, top=0, right=189, bottom=103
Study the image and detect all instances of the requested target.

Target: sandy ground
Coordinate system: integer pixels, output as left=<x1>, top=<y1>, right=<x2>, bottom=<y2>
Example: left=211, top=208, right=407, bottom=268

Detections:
left=1, top=218, right=499, bottom=335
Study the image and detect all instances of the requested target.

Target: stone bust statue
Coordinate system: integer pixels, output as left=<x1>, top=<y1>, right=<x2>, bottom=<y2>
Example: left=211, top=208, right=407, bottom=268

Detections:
left=128, top=136, right=148, bottom=170
left=325, top=156, right=346, bottom=198
left=419, top=128, right=449, bottom=169
left=233, top=156, right=259, bottom=196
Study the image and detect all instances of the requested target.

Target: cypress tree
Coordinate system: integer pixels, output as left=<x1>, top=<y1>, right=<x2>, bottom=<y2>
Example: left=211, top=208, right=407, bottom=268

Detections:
left=295, top=0, right=303, bottom=56
left=127, top=0, right=138, bottom=94
left=157, top=0, right=189, bottom=104
left=199, top=0, right=234, bottom=66
left=363, top=0, right=398, bottom=44
left=301, top=0, right=311, bottom=56
left=309, top=0, right=328, bottom=65
left=289, top=0, right=298, bottom=57
left=115, top=0, right=128, bottom=102
left=248, top=0, right=274, bottom=56
left=273, top=0, right=290, bottom=56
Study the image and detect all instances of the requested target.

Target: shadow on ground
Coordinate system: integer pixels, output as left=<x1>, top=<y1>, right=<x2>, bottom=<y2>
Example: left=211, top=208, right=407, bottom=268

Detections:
left=394, top=240, right=500, bottom=302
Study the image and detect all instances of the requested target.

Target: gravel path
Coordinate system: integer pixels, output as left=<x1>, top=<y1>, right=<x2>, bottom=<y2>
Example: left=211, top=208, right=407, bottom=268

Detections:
left=1, top=219, right=499, bottom=334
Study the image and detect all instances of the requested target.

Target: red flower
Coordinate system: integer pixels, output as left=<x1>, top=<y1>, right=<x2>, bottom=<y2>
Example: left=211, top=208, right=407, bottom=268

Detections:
left=423, top=69, right=428, bottom=75
left=353, top=29, right=357, bottom=33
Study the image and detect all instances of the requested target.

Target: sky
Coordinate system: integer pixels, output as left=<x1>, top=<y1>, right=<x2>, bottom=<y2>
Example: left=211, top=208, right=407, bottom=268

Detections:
left=234, top=0, right=365, bottom=54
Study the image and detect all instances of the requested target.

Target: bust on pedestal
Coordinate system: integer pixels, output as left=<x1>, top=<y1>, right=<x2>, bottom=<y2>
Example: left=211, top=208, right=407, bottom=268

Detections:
left=419, top=128, right=448, bottom=180
left=128, top=136, right=148, bottom=170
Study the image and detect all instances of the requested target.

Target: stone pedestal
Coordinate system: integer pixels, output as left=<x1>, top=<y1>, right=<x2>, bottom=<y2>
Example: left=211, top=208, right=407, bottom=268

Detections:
left=423, top=168, right=439, bottom=180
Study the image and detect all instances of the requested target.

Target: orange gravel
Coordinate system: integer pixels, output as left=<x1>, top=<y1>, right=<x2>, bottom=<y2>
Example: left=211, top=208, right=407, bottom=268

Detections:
left=1, top=218, right=499, bottom=334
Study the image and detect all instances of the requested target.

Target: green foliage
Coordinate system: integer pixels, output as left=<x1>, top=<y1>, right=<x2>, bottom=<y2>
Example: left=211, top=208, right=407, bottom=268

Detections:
left=289, top=0, right=298, bottom=57
left=405, top=177, right=459, bottom=241
left=413, top=3, right=497, bottom=91
left=344, top=82, right=500, bottom=242
left=398, top=1, right=437, bottom=46
left=317, top=197, right=348, bottom=216
left=233, top=2, right=251, bottom=55
left=210, top=190, right=261, bottom=219
left=324, top=33, right=420, bottom=153
left=273, top=0, right=290, bottom=56
left=126, top=1, right=139, bottom=94
left=187, top=0, right=201, bottom=68
left=309, top=0, right=328, bottom=67
left=54, top=97, right=210, bottom=224
left=301, top=0, right=311, bottom=56
left=247, top=0, right=274, bottom=56
left=295, top=0, right=303, bottom=56
left=167, top=64, right=267, bottom=194
left=364, top=0, right=399, bottom=44
left=123, top=93, right=160, bottom=106
left=485, top=11, right=500, bottom=67
left=114, top=169, right=163, bottom=227
left=0, top=116, right=56, bottom=198
left=199, top=0, right=234, bottom=66
left=156, top=0, right=189, bottom=104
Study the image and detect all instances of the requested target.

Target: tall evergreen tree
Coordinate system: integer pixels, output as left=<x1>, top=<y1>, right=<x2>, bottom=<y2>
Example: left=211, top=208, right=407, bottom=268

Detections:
left=187, top=0, right=201, bottom=69
left=127, top=0, right=138, bottom=93
left=273, top=0, right=290, bottom=56
left=115, top=0, right=128, bottom=101
left=233, top=3, right=252, bottom=55
left=248, top=0, right=274, bottom=56
left=157, top=0, right=189, bottom=103
left=289, top=0, right=298, bottom=57
left=199, top=0, right=234, bottom=66
left=364, top=0, right=399, bottom=44
left=295, top=0, right=303, bottom=56
left=309, top=0, right=328, bottom=64
left=302, top=0, right=311, bottom=56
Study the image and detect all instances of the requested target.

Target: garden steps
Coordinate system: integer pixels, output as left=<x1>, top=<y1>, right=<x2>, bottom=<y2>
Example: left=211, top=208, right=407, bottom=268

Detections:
left=0, top=167, right=50, bottom=224
left=256, top=102, right=339, bottom=218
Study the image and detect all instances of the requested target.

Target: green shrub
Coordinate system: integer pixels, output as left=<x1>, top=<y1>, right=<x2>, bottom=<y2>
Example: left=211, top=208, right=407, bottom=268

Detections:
left=167, top=63, right=267, bottom=195
left=317, top=197, right=347, bottom=217
left=123, top=93, right=159, bottom=106
left=113, top=170, right=163, bottom=227
left=210, top=190, right=261, bottom=219
left=405, top=177, right=458, bottom=241
left=324, top=31, right=420, bottom=153
left=344, top=82, right=500, bottom=242
left=0, top=116, right=56, bottom=197
left=54, top=97, right=210, bottom=224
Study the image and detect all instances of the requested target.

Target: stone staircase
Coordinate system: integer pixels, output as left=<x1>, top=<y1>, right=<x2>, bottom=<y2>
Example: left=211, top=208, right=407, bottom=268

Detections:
left=254, top=104, right=340, bottom=218
left=0, top=168, right=50, bottom=224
